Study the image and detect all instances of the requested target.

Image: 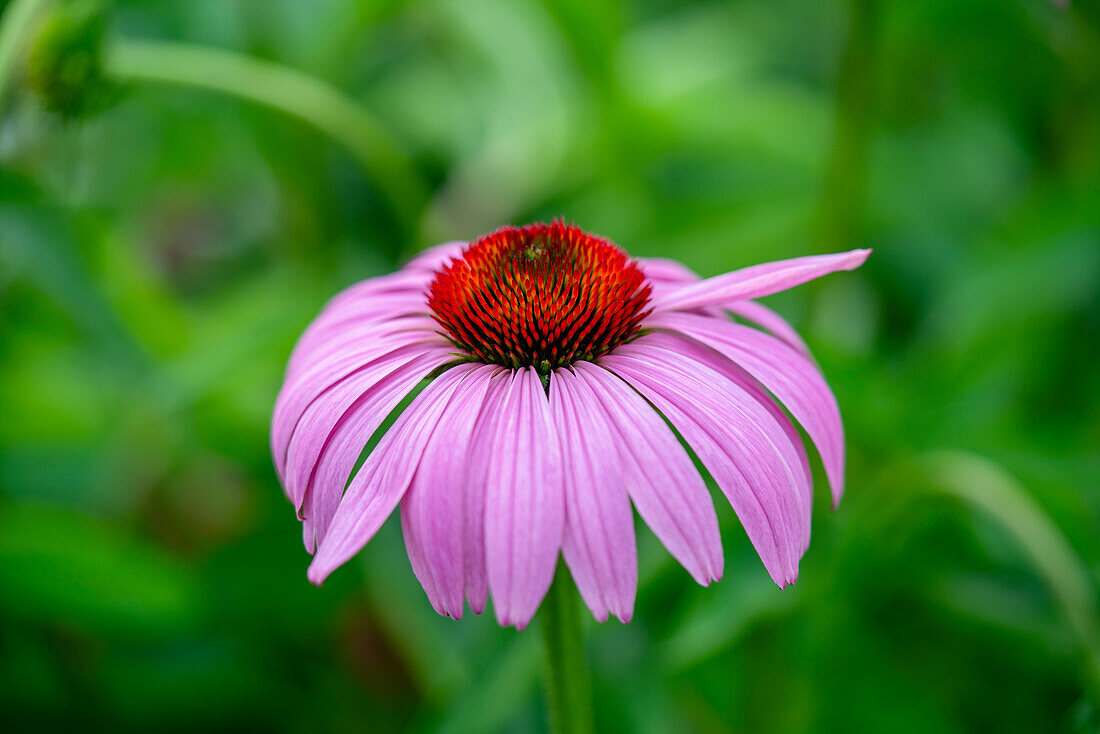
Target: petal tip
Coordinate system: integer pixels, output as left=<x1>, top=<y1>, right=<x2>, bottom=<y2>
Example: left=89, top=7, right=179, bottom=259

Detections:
left=495, top=606, right=536, bottom=630
left=848, top=248, right=872, bottom=267
left=306, top=549, right=341, bottom=586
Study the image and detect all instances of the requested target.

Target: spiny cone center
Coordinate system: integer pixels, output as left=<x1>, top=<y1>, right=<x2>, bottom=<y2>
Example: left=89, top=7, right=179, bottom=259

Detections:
left=427, top=222, right=652, bottom=371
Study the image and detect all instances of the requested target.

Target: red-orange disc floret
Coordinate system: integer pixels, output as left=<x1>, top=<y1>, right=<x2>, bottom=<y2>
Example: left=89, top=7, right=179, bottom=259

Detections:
left=427, top=222, right=652, bottom=372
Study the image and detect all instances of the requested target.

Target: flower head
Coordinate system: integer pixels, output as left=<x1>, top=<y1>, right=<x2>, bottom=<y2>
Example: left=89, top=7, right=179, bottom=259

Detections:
left=272, top=222, right=869, bottom=628
left=428, top=222, right=650, bottom=371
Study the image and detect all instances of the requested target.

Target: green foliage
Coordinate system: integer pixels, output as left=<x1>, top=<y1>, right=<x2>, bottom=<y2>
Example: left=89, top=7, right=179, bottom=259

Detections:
left=1, top=0, right=1098, bottom=732
left=26, top=0, right=116, bottom=118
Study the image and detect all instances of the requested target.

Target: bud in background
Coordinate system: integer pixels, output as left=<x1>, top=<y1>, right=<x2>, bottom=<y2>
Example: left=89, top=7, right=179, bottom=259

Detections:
left=26, top=0, right=116, bottom=118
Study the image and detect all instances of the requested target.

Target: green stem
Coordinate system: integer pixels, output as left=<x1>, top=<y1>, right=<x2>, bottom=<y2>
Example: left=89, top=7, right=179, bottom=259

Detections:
left=540, top=566, right=593, bottom=734
left=0, top=0, right=52, bottom=107
left=103, top=39, right=427, bottom=237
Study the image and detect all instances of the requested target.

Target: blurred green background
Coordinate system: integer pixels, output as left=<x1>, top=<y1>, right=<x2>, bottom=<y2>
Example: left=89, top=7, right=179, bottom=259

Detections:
left=1, top=0, right=1099, bottom=732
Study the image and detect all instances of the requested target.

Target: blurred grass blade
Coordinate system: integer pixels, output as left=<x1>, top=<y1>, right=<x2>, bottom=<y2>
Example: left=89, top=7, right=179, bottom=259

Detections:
left=918, top=450, right=1100, bottom=703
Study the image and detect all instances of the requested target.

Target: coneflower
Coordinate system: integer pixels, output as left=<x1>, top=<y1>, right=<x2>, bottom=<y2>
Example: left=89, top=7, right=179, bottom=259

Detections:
left=272, top=222, right=869, bottom=629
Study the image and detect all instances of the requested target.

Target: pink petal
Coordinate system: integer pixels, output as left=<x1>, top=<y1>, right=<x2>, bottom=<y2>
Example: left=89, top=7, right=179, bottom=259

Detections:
left=461, top=370, right=514, bottom=614
left=602, top=334, right=809, bottom=587
left=636, top=258, right=724, bottom=317
left=274, top=340, right=446, bottom=501
left=572, top=362, right=723, bottom=586
left=637, top=257, right=702, bottom=286
left=650, top=311, right=845, bottom=505
left=724, top=300, right=811, bottom=357
left=650, top=249, right=870, bottom=313
left=638, top=333, right=813, bottom=555
left=400, top=364, right=498, bottom=618
left=286, top=270, right=433, bottom=376
left=550, top=369, right=637, bottom=623
left=273, top=322, right=444, bottom=475
left=739, top=376, right=812, bottom=554
left=307, top=364, right=473, bottom=584
left=476, top=367, right=565, bottom=629
left=401, top=241, right=467, bottom=273
left=299, top=345, right=454, bottom=551
left=638, top=258, right=808, bottom=353
left=644, top=330, right=812, bottom=555
left=287, top=313, right=439, bottom=380
left=320, top=270, right=432, bottom=314
left=286, top=294, right=433, bottom=379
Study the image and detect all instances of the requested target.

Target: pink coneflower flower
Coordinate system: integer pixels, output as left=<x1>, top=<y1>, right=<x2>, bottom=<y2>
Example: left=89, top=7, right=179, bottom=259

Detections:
left=272, top=222, right=869, bottom=628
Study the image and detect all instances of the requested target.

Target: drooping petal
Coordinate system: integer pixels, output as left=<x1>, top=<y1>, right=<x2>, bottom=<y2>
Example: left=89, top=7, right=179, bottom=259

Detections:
left=299, top=345, right=456, bottom=551
left=319, top=269, right=432, bottom=315
left=276, top=337, right=443, bottom=483
left=273, top=325, right=444, bottom=477
left=550, top=368, right=637, bottom=623
left=602, top=333, right=809, bottom=587
left=461, top=370, right=513, bottom=614
left=737, top=374, right=813, bottom=554
left=644, top=331, right=812, bottom=553
left=724, top=300, right=811, bottom=357
left=400, top=364, right=498, bottom=618
left=474, top=367, right=564, bottom=629
left=287, top=314, right=439, bottom=381
left=637, top=333, right=813, bottom=555
left=637, top=257, right=702, bottom=286
left=286, top=295, right=434, bottom=379
left=653, top=330, right=813, bottom=549
left=275, top=340, right=447, bottom=503
left=572, top=362, right=723, bottom=586
left=650, top=249, right=871, bottom=313
left=307, top=365, right=473, bottom=584
left=649, top=311, right=844, bottom=505
left=402, top=241, right=467, bottom=273
left=285, top=270, right=433, bottom=374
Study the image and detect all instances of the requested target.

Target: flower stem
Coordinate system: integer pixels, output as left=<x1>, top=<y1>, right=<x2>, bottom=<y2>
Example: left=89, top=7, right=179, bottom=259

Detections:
left=103, top=39, right=427, bottom=237
left=0, top=0, right=51, bottom=107
left=540, top=566, right=593, bottom=734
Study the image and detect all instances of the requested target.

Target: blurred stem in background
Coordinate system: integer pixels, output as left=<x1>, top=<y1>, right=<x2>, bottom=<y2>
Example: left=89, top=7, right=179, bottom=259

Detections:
left=915, top=451, right=1100, bottom=707
left=103, top=41, right=428, bottom=244
left=818, top=0, right=879, bottom=254
left=540, top=567, right=594, bottom=734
